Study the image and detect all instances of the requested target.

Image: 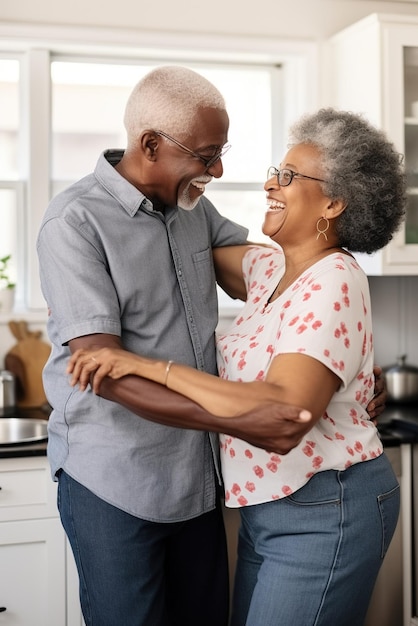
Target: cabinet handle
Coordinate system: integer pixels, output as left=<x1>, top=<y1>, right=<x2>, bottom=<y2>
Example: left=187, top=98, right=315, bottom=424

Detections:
left=0, top=607, right=7, bottom=612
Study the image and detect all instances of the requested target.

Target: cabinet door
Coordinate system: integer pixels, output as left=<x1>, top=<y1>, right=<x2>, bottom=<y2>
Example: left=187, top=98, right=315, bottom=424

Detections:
left=325, top=14, right=418, bottom=274
left=0, top=518, right=66, bottom=626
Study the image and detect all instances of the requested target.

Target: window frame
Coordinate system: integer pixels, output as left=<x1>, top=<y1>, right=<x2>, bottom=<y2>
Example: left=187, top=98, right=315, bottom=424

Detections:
left=0, top=23, right=319, bottom=319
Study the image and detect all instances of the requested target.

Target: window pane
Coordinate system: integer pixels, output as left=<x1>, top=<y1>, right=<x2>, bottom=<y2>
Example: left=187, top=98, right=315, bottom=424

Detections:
left=205, top=188, right=270, bottom=243
left=51, top=61, right=274, bottom=184
left=0, top=59, right=19, bottom=179
left=0, top=188, right=18, bottom=286
left=197, top=67, right=272, bottom=182
left=51, top=62, right=152, bottom=180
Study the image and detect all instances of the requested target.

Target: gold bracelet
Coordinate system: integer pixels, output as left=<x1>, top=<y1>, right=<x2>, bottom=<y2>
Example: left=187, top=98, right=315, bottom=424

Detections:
left=164, top=360, right=174, bottom=386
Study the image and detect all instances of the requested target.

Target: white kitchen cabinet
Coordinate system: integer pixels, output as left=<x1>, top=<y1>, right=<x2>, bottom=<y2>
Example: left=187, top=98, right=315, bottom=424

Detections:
left=323, top=13, right=418, bottom=275
left=0, top=456, right=83, bottom=626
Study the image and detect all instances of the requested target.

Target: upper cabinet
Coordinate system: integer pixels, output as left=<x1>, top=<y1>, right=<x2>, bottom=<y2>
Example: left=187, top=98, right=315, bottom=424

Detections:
left=324, top=13, right=418, bottom=275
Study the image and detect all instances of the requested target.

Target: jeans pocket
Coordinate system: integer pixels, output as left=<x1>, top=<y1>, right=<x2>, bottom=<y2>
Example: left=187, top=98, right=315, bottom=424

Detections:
left=377, top=483, right=400, bottom=558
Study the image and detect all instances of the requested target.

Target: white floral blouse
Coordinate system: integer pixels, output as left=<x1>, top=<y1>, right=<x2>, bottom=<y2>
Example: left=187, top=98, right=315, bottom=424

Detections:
left=217, top=246, right=383, bottom=508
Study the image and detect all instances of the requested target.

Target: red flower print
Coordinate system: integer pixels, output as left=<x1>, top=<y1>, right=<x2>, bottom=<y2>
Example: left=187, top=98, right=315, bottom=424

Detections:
left=297, top=324, right=308, bottom=334
left=340, top=322, right=348, bottom=335
left=245, top=482, right=256, bottom=492
left=253, top=465, right=264, bottom=478
left=354, top=441, right=363, bottom=453
left=312, top=320, right=322, bottom=330
left=283, top=300, right=291, bottom=308
left=245, top=449, right=253, bottom=459
left=335, top=432, right=345, bottom=440
left=341, top=283, right=349, bottom=294
left=311, top=283, right=321, bottom=291
left=237, top=359, right=246, bottom=370
left=357, top=321, right=363, bottom=331
left=272, top=494, right=280, bottom=500
left=231, top=483, right=241, bottom=495
left=312, top=456, right=323, bottom=468
left=289, top=316, right=300, bottom=326
left=225, top=491, right=230, bottom=502
left=238, top=495, right=248, bottom=506
left=324, top=349, right=330, bottom=357
left=282, top=485, right=292, bottom=496
left=256, top=326, right=264, bottom=334
left=306, top=440, right=316, bottom=448
left=256, top=371, right=264, bottom=380
left=236, top=317, right=244, bottom=326
left=266, top=344, right=274, bottom=355
left=334, top=328, right=341, bottom=338
left=334, top=302, right=341, bottom=311
left=266, top=461, right=278, bottom=473
left=229, top=448, right=236, bottom=458
left=350, top=408, right=358, bottom=418
left=346, top=446, right=354, bottom=456
left=343, top=296, right=350, bottom=307
left=303, top=445, right=314, bottom=457
left=345, top=460, right=353, bottom=469
left=270, top=454, right=281, bottom=463
left=249, top=342, right=258, bottom=349
left=304, top=312, right=315, bottom=323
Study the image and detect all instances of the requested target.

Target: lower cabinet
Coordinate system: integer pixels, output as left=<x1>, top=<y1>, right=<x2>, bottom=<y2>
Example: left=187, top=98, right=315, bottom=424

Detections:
left=0, top=455, right=84, bottom=626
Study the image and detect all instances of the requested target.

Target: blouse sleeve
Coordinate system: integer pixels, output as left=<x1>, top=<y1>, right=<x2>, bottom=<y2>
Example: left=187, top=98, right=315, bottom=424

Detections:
left=274, top=255, right=372, bottom=391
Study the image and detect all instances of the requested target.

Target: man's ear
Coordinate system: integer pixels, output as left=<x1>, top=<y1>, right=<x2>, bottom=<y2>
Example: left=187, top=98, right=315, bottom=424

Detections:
left=326, top=198, right=347, bottom=219
left=141, top=131, right=159, bottom=161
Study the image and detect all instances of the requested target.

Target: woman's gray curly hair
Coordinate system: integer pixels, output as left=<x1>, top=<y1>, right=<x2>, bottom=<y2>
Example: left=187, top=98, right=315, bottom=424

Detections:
left=288, top=108, right=407, bottom=254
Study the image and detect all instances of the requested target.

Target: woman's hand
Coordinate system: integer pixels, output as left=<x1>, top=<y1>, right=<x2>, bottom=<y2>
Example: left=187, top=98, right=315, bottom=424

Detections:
left=67, top=347, right=148, bottom=393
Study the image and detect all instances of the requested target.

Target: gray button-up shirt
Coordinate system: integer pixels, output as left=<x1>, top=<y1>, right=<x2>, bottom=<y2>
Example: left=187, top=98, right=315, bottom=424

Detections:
left=37, top=150, right=248, bottom=522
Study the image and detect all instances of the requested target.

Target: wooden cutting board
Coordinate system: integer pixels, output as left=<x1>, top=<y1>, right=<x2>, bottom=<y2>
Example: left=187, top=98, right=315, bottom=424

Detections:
left=4, top=320, right=51, bottom=408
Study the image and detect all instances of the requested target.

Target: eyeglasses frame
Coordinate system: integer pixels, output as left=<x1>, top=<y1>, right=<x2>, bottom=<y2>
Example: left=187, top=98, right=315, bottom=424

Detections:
left=156, top=130, right=231, bottom=169
left=267, top=165, right=327, bottom=187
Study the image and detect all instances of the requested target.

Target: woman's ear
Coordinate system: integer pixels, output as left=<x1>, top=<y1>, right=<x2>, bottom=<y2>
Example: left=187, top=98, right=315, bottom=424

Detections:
left=326, top=198, right=347, bottom=219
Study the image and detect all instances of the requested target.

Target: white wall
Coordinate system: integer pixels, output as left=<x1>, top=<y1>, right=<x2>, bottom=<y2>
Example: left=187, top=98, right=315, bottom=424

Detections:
left=1, top=0, right=418, bottom=40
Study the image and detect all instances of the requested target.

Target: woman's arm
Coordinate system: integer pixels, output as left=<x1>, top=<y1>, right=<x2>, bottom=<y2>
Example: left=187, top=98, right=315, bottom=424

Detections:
left=212, top=245, right=249, bottom=301
left=67, top=334, right=312, bottom=454
left=68, top=345, right=338, bottom=424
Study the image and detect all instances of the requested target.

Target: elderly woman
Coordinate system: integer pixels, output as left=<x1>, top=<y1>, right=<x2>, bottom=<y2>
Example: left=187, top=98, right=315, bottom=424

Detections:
left=68, top=108, right=406, bottom=626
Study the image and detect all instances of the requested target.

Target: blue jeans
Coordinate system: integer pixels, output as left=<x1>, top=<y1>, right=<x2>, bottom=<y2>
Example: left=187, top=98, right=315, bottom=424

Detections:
left=231, top=453, right=400, bottom=626
left=57, top=470, right=229, bottom=626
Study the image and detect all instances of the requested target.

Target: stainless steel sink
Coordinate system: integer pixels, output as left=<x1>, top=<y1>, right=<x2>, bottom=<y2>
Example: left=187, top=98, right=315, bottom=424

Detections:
left=0, top=418, right=48, bottom=446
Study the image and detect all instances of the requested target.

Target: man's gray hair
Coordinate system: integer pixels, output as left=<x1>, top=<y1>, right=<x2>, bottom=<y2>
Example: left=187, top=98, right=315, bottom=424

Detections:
left=124, top=65, right=226, bottom=146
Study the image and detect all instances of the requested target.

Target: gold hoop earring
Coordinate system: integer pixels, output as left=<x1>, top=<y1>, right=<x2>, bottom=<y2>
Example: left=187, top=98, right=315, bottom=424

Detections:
left=316, top=217, right=329, bottom=241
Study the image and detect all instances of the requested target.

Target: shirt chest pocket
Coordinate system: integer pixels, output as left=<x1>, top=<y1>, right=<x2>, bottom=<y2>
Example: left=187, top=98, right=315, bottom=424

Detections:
left=192, top=247, right=218, bottom=315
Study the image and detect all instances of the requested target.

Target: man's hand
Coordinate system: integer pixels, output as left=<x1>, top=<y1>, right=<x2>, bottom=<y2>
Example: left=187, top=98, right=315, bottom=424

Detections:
left=367, top=365, right=387, bottom=421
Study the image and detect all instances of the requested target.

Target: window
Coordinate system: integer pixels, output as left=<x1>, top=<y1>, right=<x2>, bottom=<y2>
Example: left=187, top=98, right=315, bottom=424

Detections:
left=0, top=25, right=318, bottom=316
left=0, top=58, right=20, bottom=301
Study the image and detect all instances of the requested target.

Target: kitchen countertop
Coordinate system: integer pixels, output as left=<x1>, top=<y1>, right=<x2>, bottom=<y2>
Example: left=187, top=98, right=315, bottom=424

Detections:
left=0, top=403, right=417, bottom=459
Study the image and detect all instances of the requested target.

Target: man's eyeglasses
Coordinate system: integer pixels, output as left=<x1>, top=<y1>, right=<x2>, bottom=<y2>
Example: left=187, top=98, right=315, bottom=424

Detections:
left=156, top=130, right=231, bottom=169
left=267, top=166, right=327, bottom=187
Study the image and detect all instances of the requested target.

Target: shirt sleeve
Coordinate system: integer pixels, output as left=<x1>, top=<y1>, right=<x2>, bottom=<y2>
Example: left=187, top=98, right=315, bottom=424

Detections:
left=37, top=216, right=121, bottom=345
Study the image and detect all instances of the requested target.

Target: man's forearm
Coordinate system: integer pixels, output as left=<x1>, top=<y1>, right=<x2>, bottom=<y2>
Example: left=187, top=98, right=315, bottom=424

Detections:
left=99, top=374, right=311, bottom=454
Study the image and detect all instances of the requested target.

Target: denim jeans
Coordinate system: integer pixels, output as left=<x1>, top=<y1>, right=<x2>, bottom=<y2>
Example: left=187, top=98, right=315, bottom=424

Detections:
left=57, top=470, right=229, bottom=626
left=231, top=453, right=400, bottom=626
